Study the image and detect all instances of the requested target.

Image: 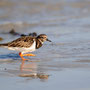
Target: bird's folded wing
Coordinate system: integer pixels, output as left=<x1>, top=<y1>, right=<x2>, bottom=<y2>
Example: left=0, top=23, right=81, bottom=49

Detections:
left=7, top=36, right=35, bottom=48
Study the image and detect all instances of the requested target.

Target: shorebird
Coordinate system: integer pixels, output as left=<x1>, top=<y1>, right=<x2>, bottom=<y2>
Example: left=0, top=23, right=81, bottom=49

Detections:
left=0, top=34, right=51, bottom=61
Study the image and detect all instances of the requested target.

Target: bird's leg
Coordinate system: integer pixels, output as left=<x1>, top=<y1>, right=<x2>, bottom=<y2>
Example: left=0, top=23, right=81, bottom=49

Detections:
left=22, top=53, right=35, bottom=56
left=19, top=52, right=35, bottom=61
left=19, top=52, right=29, bottom=61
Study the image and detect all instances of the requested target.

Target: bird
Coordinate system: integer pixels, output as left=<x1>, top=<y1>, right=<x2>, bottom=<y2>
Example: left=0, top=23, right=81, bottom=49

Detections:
left=0, top=34, right=51, bottom=61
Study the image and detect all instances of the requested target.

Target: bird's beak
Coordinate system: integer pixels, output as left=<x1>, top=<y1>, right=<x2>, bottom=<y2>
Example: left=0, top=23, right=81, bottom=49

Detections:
left=46, top=39, right=52, bottom=42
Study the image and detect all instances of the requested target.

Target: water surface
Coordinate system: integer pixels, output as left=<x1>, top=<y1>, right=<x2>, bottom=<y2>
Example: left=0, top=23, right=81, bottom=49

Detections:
left=0, top=0, right=90, bottom=90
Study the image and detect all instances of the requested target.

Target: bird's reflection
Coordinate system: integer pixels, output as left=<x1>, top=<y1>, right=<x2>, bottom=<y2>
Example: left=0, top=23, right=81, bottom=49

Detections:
left=19, top=60, right=49, bottom=80
left=20, top=61, right=37, bottom=72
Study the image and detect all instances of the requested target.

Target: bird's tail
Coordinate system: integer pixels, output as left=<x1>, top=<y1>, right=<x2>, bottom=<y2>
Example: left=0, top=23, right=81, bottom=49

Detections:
left=0, top=43, right=8, bottom=47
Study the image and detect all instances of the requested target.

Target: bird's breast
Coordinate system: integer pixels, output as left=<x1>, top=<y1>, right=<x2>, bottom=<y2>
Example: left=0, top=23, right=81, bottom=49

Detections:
left=36, top=39, right=43, bottom=49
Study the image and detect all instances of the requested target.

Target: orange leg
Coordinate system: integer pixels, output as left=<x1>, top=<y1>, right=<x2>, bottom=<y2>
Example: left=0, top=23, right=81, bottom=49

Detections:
left=22, top=53, right=35, bottom=56
left=19, top=52, right=35, bottom=61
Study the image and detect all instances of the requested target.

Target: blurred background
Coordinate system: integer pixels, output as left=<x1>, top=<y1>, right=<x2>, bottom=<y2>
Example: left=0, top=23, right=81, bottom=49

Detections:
left=0, top=0, right=90, bottom=90
left=0, top=0, right=90, bottom=33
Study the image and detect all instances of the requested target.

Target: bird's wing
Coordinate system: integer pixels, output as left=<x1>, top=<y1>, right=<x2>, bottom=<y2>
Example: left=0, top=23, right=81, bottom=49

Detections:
left=7, top=36, right=35, bottom=47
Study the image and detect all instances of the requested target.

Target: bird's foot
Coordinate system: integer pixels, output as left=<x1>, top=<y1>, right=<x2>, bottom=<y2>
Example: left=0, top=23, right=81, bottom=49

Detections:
left=23, top=54, right=35, bottom=56
left=19, top=52, right=35, bottom=61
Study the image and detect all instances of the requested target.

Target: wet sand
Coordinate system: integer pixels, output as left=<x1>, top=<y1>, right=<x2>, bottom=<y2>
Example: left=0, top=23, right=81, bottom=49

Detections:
left=0, top=0, right=90, bottom=90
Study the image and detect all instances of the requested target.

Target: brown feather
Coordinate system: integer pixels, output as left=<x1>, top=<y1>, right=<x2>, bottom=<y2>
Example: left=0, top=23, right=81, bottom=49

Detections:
left=2, top=36, right=35, bottom=48
left=36, top=39, right=42, bottom=49
left=0, top=34, right=50, bottom=50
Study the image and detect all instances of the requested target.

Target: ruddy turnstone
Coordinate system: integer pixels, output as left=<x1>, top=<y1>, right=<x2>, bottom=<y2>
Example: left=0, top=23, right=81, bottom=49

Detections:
left=0, top=34, right=51, bottom=61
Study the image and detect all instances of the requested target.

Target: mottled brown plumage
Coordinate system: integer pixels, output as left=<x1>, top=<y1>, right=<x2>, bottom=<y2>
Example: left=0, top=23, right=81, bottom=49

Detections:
left=0, top=36, right=35, bottom=48
left=0, top=34, right=51, bottom=61
left=0, top=34, right=51, bottom=49
left=36, top=39, right=42, bottom=49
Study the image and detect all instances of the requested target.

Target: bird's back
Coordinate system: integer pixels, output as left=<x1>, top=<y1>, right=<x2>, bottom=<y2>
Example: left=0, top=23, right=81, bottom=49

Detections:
left=0, top=36, right=35, bottom=48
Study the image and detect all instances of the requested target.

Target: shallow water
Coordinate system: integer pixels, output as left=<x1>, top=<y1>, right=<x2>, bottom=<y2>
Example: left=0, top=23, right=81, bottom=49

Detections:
left=0, top=0, right=90, bottom=90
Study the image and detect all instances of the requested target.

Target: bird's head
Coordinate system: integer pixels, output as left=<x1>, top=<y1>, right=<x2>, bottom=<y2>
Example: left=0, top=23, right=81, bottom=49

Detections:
left=37, top=34, right=51, bottom=42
